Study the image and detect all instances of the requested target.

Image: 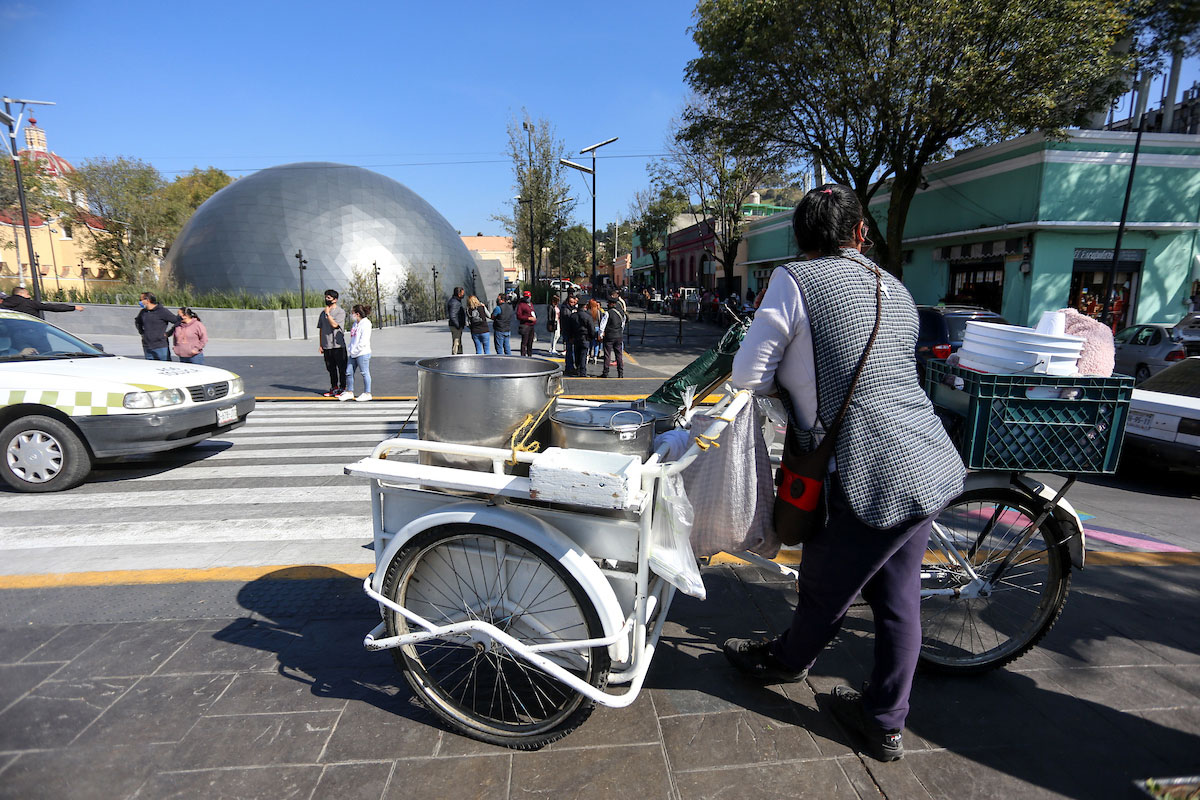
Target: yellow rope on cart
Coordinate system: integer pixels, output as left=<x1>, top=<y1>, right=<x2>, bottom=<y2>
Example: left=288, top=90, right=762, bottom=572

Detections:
left=693, top=389, right=752, bottom=450
left=507, top=383, right=565, bottom=466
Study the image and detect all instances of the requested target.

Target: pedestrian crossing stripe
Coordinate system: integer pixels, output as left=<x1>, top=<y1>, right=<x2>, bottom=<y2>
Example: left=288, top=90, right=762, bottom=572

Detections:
left=0, top=388, right=128, bottom=416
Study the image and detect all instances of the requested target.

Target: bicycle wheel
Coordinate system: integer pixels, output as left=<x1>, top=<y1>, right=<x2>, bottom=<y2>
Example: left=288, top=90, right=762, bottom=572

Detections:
left=381, top=524, right=610, bottom=749
left=919, top=487, right=1071, bottom=674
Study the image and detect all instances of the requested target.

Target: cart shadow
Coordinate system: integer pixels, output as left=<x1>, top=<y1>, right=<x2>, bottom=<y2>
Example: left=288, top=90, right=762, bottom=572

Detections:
left=212, top=567, right=446, bottom=731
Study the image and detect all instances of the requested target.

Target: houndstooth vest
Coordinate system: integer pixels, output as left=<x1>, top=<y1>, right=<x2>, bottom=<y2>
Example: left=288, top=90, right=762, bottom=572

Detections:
left=782, top=248, right=965, bottom=529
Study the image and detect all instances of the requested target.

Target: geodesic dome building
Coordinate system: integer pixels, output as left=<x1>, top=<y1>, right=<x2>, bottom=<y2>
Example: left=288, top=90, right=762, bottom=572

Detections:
left=163, top=162, right=489, bottom=302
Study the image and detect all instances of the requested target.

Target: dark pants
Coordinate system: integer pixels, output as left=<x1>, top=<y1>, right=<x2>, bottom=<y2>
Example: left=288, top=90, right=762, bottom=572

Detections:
left=601, top=338, right=624, bottom=377
left=519, top=324, right=536, bottom=357
left=323, top=347, right=347, bottom=392
left=773, top=474, right=935, bottom=732
left=143, top=347, right=170, bottom=361
left=567, top=338, right=588, bottom=375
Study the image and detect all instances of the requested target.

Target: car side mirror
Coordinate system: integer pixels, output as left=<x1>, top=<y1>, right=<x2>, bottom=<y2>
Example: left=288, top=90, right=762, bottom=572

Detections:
left=91, top=342, right=105, bottom=352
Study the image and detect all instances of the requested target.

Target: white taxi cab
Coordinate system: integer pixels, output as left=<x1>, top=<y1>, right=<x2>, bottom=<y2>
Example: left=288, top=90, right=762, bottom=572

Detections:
left=0, top=309, right=255, bottom=492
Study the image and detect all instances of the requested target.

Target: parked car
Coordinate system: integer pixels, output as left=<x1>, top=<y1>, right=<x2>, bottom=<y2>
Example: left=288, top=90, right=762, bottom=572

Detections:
left=916, top=305, right=1008, bottom=381
left=1121, top=356, right=1200, bottom=471
left=1113, top=323, right=1188, bottom=383
left=0, top=309, right=255, bottom=492
left=1173, top=312, right=1200, bottom=357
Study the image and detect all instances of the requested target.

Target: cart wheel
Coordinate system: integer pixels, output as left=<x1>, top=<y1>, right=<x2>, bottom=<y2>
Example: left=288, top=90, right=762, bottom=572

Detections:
left=381, top=524, right=611, bottom=750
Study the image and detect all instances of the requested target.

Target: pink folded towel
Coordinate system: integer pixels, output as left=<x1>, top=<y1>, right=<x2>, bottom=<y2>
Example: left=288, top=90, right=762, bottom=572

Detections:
left=1060, top=308, right=1115, bottom=376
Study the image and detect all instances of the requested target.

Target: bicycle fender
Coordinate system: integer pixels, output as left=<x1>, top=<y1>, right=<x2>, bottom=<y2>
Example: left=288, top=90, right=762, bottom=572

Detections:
left=1012, top=475, right=1086, bottom=570
left=371, top=502, right=630, bottom=662
left=961, top=472, right=1085, bottom=569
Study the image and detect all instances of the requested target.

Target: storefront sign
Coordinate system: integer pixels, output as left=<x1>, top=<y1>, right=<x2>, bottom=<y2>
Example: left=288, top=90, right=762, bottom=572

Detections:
left=1073, top=248, right=1144, bottom=262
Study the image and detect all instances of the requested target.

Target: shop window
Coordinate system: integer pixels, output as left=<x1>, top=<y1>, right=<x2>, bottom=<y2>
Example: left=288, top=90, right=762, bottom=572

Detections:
left=1068, top=257, right=1141, bottom=332
left=946, top=259, right=1004, bottom=313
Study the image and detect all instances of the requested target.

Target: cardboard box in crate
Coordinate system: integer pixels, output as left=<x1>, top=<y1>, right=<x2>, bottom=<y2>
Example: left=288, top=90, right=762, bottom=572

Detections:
left=926, top=361, right=1134, bottom=473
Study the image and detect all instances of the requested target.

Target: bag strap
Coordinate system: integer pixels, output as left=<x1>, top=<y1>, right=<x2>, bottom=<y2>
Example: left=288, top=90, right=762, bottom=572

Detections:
left=823, top=262, right=883, bottom=444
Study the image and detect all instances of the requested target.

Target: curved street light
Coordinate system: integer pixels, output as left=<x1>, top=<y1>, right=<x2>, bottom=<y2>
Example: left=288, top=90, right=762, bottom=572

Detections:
left=561, top=135, right=617, bottom=296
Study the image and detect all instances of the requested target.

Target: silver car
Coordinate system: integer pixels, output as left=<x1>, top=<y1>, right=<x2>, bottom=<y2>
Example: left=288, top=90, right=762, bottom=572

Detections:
left=1113, top=323, right=1188, bottom=383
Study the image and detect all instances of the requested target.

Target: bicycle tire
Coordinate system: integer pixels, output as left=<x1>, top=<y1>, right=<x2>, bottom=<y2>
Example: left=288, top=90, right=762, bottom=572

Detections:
left=919, top=487, right=1072, bottom=674
left=381, top=524, right=610, bottom=749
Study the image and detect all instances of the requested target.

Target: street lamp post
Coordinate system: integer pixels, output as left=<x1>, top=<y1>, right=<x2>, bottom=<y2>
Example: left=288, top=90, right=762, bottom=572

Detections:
left=431, top=267, right=440, bottom=321
left=295, top=249, right=309, bottom=339
left=561, top=135, right=617, bottom=297
left=2, top=96, right=56, bottom=307
left=373, top=260, right=382, bottom=329
left=79, top=259, right=87, bottom=300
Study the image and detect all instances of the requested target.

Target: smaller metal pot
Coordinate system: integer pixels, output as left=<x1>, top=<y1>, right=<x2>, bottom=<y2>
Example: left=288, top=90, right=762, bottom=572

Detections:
left=549, top=406, right=656, bottom=460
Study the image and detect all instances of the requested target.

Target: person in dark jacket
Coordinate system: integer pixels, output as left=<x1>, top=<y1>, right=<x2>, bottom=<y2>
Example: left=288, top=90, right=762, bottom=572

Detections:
left=466, top=295, right=491, bottom=353
left=515, top=291, right=537, bottom=356
left=446, top=287, right=466, bottom=354
left=559, top=294, right=594, bottom=376
left=0, top=286, right=84, bottom=319
left=491, top=293, right=514, bottom=355
left=134, top=292, right=182, bottom=361
left=598, top=296, right=626, bottom=378
left=317, top=288, right=347, bottom=396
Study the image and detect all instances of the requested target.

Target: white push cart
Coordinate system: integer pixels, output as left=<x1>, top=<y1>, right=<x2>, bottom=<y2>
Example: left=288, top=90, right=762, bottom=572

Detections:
left=344, top=390, right=768, bottom=749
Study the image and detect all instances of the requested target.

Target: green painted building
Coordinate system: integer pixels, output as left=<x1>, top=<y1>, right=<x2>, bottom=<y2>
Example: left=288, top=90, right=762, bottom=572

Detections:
left=738, top=130, right=1200, bottom=327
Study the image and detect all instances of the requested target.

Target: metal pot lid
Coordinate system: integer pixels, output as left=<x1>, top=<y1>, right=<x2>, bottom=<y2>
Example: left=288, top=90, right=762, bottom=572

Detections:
left=551, top=406, right=653, bottom=431
left=600, top=401, right=679, bottom=422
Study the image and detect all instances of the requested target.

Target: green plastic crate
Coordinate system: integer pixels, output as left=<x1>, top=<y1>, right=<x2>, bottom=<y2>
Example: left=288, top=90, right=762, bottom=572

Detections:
left=925, top=361, right=1134, bottom=474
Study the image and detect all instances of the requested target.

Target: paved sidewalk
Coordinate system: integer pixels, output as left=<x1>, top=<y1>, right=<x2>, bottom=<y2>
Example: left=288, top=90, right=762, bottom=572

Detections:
left=0, top=563, right=1196, bottom=799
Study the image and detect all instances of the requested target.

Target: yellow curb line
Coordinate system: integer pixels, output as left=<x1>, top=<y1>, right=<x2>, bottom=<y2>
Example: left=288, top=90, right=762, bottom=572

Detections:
left=5, top=550, right=1199, bottom=590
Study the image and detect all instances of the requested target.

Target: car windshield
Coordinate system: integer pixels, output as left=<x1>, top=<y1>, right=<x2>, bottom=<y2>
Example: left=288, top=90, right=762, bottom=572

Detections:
left=945, top=314, right=1007, bottom=343
left=0, top=315, right=109, bottom=362
left=1138, top=358, right=1200, bottom=399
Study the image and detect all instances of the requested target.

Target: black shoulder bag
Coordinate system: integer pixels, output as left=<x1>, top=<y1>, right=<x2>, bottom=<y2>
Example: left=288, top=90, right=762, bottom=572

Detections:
left=774, top=264, right=882, bottom=546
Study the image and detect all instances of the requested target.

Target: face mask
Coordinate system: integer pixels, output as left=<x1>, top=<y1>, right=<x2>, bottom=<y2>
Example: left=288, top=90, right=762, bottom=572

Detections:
left=138, top=301, right=145, bottom=308
left=325, top=298, right=334, bottom=306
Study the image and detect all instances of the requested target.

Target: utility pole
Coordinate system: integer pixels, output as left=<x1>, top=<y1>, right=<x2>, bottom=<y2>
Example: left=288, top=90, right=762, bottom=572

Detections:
left=3, top=97, right=53, bottom=309
left=373, top=260, right=382, bottom=329
left=1101, top=118, right=1145, bottom=329
left=431, top=267, right=440, bottom=321
left=523, top=121, right=536, bottom=289
left=295, top=249, right=308, bottom=339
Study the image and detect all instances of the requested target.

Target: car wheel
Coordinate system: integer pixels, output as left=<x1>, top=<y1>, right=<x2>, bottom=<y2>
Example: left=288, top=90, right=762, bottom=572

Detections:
left=1135, top=364, right=1151, bottom=384
left=0, top=415, right=93, bottom=493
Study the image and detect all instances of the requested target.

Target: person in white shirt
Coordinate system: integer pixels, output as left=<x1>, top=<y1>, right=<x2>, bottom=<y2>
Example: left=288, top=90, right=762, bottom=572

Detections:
left=340, top=304, right=374, bottom=402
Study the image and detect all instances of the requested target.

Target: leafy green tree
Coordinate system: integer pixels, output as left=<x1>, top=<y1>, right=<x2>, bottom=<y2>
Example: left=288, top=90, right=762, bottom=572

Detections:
left=159, top=167, right=232, bottom=252
left=553, top=224, right=594, bottom=280
left=629, top=185, right=688, bottom=289
left=66, top=156, right=170, bottom=282
left=0, top=154, right=63, bottom=218
left=398, top=270, right=440, bottom=323
left=686, top=0, right=1133, bottom=277
left=494, top=112, right=577, bottom=283
left=655, top=101, right=792, bottom=284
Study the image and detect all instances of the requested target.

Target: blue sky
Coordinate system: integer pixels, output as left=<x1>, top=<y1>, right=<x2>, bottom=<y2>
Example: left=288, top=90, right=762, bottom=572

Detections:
left=2, top=0, right=700, bottom=236
left=3, top=1, right=1197, bottom=239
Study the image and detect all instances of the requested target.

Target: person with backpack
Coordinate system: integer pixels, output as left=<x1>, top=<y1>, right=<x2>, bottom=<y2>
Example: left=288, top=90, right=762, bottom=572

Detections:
left=466, top=295, right=491, bottom=353
left=598, top=296, right=626, bottom=378
left=491, top=292, right=514, bottom=355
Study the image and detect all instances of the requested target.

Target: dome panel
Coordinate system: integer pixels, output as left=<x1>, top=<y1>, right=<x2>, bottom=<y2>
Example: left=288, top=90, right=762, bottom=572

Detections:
left=163, top=162, right=492, bottom=301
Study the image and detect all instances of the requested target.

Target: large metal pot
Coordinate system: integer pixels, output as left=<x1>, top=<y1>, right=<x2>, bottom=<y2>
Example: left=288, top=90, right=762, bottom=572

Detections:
left=602, top=399, right=680, bottom=434
left=416, top=355, right=561, bottom=471
left=549, top=406, right=656, bottom=461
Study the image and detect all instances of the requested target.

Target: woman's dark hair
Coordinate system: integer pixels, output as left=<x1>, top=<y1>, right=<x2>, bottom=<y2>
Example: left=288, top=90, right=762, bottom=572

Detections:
left=352, top=303, right=371, bottom=319
left=180, top=307, right=200, bottom=321
left=792, top=184, right=864, bottom=256
left=550, top=294, right=560, bottom=304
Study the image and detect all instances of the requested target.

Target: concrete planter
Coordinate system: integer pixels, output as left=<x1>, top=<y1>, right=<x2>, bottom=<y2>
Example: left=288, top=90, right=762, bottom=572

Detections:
left=63, top=304, right=330, bottom=340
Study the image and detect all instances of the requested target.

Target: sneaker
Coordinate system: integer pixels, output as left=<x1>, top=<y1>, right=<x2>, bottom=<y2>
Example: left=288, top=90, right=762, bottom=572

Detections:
left=355, top=392, right=372, bottom=402
left=337, top=391, right=354, bottom=401
left=722, top=638, right=808, bottom=683
left=829, top=684, right=904, bottom=762
left=322, top=390, right=338, bottom=398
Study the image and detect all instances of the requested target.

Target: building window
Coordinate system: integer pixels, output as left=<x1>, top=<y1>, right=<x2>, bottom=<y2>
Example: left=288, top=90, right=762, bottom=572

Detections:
left=946, top=259, right=1004, bottom=313
left=1069, top=249, right=1144, bottom=332
left=60, top=221, right=72, bottom=240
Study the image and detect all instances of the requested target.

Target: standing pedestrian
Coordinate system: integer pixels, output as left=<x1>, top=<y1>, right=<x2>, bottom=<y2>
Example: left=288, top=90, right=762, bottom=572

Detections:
left=466, top=295, right=491, bottom=353
left=560, top=294, right=594, bottom=376
left=546, top=294, right=562, bottom=354
left=516, top=290, right=537, bottom=357
left=722, top=184, right=965, bottom=763
left=317, top=289, right=347, bottom=397
left=0, top=286, right=84, bottom=318
left=134, top=292, right=181, bottom=361
left=171, top=307, right=208, bottom=364
left=491, top=292, right=514, bottom=355
left=599, top=296, right=625, bottom=378
left=446, top=287, right=466, bottom=354
left=585, top=298, right=602, bottom=365
left=341, top=304, right=373, bottom=402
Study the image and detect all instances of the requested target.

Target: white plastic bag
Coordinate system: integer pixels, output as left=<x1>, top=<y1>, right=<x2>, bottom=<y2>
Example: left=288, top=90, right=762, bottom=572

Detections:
left=648, top=471, right=706, bottom=599
left=683, top=400, right=780, bottom=559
